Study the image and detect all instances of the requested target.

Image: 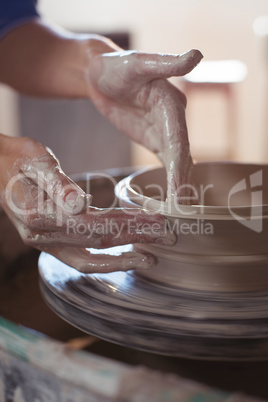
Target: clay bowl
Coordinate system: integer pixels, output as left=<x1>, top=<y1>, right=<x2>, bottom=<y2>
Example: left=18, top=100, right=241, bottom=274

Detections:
left=115, top=162, right=268, bottom=292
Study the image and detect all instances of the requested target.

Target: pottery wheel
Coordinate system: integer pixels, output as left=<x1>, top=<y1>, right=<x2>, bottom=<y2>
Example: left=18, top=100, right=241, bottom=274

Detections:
left=39, top=247, right=268, bottom=360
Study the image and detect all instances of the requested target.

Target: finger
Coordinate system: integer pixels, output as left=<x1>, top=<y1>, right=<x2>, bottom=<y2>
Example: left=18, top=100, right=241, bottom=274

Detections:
left=146, top=79, right=194, bottom=203
left=21, top=149, right=92, bottom=215
left=27, top=207, right=177, bottom=248
left=165, top=146, right=195, bottom=204
left=85, top=208, right=176, bottom=248
left=163, top=133, right=195, bottom=203
left=45, top=246, right=156, bottom=273
left=135, top=49, right=203, bottom=80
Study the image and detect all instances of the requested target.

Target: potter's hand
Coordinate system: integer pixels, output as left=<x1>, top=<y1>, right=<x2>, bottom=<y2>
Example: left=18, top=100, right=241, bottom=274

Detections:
left=0, top=135, right=175, bottom=273
left=0, top=22, right=201, bottom=200
left=87, top=42, right=203, bottom=199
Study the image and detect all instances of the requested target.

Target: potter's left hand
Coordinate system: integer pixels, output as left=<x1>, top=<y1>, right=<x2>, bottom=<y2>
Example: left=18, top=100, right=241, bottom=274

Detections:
left=0, top=135, right=175, bottom=274
left=86, top=42, right=203, bottom=199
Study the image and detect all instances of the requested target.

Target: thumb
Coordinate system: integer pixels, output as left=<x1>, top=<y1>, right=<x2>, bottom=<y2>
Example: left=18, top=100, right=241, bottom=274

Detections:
left=136, top=49, right=203, bottom=80
left=21, top=149, right=92, bottom=215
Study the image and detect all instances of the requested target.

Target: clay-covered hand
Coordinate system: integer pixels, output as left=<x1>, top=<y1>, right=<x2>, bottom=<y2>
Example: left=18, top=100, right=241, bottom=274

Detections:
left=0, top=135, right=175, bottom=273
left=86, top=40, right=203, bottom=200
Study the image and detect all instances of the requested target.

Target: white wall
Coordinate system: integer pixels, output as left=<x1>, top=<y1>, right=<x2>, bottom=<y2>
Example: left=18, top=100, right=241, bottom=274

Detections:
left=37, top=0, right=268, bottom=163
left=0, top=85, right=19, bottom=137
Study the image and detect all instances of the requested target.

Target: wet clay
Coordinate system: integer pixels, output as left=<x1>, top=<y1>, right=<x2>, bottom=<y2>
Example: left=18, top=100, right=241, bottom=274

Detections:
left=116, top=163, right=268, bottom=292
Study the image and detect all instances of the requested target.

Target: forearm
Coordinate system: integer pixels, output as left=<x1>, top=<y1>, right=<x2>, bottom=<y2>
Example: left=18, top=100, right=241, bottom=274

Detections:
left=0, top=19, right=117, bottom=98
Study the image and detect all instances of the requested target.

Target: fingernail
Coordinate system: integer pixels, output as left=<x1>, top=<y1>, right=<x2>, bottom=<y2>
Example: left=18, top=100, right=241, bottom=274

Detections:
left=180, top=49, right=203, bottom=64
left=64, top=192, right=92, bottom=214
left=153, top=223, right=177, bottom=245
left=154, top=233, right=177, bottom=246
left=191, top=49, right=204, bottom=62
left=123, top=254, right=156, bottom=270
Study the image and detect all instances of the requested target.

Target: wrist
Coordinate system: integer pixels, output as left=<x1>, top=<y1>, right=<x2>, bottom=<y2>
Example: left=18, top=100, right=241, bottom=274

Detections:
left=81, top=36, right=122, bottom=98
left=0, top=134, right=20, bottom=193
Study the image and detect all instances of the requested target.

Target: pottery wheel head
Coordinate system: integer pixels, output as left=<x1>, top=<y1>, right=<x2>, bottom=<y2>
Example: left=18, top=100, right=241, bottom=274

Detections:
left=115, top=163, right=268, bottom=292
left=39, top=250, right=268, bottom=360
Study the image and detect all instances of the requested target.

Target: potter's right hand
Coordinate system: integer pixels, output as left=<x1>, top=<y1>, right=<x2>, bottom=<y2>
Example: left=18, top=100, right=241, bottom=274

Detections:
left=0, top=134, right=176, bottom=273
left=86, top=42, right=203, bottom=200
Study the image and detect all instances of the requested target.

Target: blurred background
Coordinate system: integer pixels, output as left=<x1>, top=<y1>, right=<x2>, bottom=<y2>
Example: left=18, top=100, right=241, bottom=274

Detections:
left=1, top=0, right=268, bottom=174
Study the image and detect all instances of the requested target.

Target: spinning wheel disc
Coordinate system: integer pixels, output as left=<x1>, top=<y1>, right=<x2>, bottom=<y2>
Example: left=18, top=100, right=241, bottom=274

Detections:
left=39, top=248, right=268, bottom=360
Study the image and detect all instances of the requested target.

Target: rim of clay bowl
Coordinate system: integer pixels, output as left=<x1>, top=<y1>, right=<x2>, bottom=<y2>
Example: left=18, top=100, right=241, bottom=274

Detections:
left=115, top=163, right=268, bottom=220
